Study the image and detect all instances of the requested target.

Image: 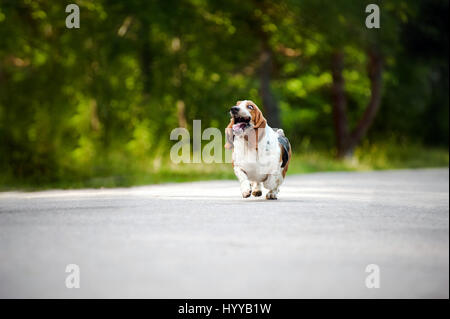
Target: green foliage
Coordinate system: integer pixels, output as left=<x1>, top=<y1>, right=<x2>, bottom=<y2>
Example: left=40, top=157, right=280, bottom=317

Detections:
left=0, top=0, right=448, bottom=189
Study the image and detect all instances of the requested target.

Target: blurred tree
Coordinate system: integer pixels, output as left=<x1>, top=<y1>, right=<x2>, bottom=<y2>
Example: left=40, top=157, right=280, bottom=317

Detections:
left=0, top=0, right=447, bottom=186
left=296, top=0, right=401, bottom=157
left=331, top=47, right=383, bottom=158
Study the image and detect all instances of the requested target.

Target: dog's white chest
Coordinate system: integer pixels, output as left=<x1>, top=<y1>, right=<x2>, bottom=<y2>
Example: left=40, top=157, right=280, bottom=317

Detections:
left=232, top=128, right=282, bottom=182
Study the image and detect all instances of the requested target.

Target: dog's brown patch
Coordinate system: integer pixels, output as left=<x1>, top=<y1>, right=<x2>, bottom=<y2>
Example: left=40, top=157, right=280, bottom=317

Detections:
left=280, top=143, right=292, bottom=178
left=252, top=190, right=262, bottom=197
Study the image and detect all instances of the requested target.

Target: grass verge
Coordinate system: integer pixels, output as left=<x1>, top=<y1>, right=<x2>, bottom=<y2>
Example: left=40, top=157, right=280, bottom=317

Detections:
left=0, top=143, right=448, bottom=191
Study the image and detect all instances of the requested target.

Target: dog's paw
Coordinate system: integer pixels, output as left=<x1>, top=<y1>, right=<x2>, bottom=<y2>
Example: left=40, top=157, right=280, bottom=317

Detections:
left=266, top=191, right=278, bottom=200
left=252, top=190, right=262, bottom=197
left=242, top=190, right=252, bottom=198
left=240, top=181, right=252, bottom=198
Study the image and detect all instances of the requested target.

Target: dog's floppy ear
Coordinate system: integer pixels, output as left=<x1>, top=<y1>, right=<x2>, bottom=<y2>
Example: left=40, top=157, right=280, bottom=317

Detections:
left=250, top=102, right=267, bottom=129
left=226, top=117, right=234, bottom=128
left=225, top=118, right=234, bottom=149
left=247, top=102, right=267, bottom=149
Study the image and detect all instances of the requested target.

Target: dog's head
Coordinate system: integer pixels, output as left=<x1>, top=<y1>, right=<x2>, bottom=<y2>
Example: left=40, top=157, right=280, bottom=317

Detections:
left=229, top=100, right=266, bottom=134
left=225, top=100, right=267, bottom=149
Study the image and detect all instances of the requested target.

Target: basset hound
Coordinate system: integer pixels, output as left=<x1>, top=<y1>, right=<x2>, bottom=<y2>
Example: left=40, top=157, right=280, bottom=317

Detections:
left=225, top=100, right=291, bottom=200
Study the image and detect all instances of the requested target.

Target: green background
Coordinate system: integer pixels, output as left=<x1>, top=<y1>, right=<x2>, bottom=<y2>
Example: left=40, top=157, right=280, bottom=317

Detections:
left=0, top=0, right=448, bottom=189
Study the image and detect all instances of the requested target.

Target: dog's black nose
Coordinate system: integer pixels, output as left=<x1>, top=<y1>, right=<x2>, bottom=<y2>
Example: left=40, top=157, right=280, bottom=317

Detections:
left=230, top=106, right=239, bottom=114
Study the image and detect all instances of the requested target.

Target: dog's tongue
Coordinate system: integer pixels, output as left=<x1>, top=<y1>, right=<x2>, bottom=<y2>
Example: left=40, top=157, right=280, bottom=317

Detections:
left=232, top=123, right=246, bottom=132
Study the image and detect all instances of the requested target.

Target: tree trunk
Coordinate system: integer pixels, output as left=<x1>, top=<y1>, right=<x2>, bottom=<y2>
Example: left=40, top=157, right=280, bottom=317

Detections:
left=176, top=100, right=187, bottom=128
left=139, top=20, right=152, bottom=97
left=331, top=50, right=350, bottom=157
left=259, top=44, right=281, bottom=129
left=346, top=49, right=383, bottom=153
left=252, top=0, right=281, bottom=129
left=331, top=49, right=383, bottom=158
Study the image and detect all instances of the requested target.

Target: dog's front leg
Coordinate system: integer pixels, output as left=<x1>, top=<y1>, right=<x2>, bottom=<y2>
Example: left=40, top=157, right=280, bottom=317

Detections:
left=234, top=166, right=252, bottom=198
left=251, top=182, right=263, bottom=197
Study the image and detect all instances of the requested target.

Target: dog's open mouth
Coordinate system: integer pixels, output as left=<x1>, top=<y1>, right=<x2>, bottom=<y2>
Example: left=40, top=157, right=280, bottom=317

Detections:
left=232, top=117, right=250, bottom=133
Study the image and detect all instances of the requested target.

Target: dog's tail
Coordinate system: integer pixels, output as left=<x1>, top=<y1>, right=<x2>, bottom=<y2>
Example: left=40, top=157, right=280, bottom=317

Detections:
left=276, top=129, right=285, bottom=137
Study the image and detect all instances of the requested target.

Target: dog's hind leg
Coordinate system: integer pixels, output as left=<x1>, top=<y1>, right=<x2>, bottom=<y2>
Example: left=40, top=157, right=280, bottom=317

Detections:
left=265, top=188, right=279, bottom=200
left=234, top=166, right=252, bottom=198
left=263, top=174, right=283, bottom=200
left=251, top=182, right=263, bottom=197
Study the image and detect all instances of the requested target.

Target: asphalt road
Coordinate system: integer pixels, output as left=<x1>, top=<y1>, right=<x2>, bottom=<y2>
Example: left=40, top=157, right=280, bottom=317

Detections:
left=0, top=168, right=448, bottom=298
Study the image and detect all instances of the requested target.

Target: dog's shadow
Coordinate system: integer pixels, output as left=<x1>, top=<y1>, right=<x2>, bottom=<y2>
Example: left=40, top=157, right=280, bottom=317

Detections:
left=160, top=194, right=308, bottom=203
left=231, top=197, right=308, bottom=203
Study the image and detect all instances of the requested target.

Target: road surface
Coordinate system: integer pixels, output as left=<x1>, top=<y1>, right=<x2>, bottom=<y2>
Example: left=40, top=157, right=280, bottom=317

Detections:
left=0, top=168, right=448, bottom=298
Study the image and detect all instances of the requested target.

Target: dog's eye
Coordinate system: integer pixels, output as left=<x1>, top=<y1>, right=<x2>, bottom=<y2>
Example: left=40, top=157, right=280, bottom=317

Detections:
left=247, top=105, right=254, bottom=110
